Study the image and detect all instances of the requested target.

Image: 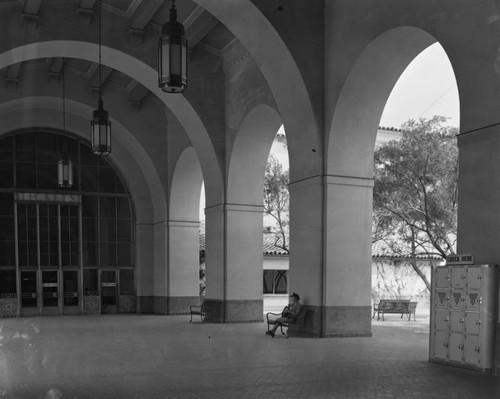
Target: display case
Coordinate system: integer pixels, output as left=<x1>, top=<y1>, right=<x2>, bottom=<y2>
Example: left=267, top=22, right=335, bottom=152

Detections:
left=429, top=264, right=498, bottom=372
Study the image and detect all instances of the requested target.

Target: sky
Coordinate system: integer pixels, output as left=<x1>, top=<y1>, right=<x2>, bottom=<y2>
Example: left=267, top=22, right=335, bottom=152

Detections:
left=379, top=43, right=459, bottom=129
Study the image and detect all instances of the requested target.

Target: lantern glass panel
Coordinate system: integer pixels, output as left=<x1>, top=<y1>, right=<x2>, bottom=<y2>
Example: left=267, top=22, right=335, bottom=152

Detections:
left=170, top=43, right=181, bottom=75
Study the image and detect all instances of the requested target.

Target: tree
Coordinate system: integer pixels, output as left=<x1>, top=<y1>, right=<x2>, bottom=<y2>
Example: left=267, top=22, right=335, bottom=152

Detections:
left=263, top=154, right=289, bottom=252
left=373, top=116, right=459, bottom=292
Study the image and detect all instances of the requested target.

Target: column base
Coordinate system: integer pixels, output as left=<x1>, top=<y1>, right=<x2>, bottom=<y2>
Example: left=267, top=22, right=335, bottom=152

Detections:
left=136, top=296, right=155, bottom=314
left=289, top=305, right=372, bottom=338
left=203, top=298, right=263, bottom=323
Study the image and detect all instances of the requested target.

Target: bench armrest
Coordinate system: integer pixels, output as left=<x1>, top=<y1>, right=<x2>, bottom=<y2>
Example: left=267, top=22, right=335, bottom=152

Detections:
left=266, top=311, right=283, bottom=322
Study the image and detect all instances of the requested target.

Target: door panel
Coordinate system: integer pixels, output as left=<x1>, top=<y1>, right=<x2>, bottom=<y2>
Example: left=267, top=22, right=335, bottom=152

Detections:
left=20, top=271, right=38, bottom=316
left=42, top=270, right=60, bottom=315
left=101, top=270, right=117, bottom=314
left=63, top=270, right=80, bottom=315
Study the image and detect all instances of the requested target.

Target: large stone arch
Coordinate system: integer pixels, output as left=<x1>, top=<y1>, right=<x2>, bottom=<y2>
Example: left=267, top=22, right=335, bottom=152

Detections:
left=202, top=104, right=283, bottom=322
left=327, top=27, right=438, bottom=176
left=170, top=147, right=203, bottom=222
left=194, top=0, right=320, bottom=181
left=167, top=147, right=204, bottom=313
left=310, top=26, right=457, bottom=337
left=0, top=96, right=160, bottom=224
left=0, top=40, right=223, bottom=206
left=227, top=104, right=282, bottom=203
left=0, top=95, right=168, bottom=304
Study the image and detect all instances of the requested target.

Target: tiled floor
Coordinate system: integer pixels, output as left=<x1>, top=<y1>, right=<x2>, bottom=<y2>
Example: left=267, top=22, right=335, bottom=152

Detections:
left=0, top=312, right=498, bottom=399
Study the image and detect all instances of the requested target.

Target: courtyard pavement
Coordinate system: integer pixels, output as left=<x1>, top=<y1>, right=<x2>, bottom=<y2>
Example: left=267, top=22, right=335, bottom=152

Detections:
left=0, top=311, right=498, bottom=398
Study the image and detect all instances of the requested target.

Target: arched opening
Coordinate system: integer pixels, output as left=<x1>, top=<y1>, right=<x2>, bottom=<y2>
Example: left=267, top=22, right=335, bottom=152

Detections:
left=0, top=129, right=134, bottom=317
left=263, top=125, right=290, bottom=314
left=168, top=147, right=204, bottom=311
left=373, top=42, right=459, bottom=327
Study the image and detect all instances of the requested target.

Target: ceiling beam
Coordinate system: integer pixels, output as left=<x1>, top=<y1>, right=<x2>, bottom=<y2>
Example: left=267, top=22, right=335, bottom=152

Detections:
left=47, top=57, right=64, bottom=84
left=184, top=6, right=219, bottom=50
left=76, top=0, right=97, bottom=24
left=20, top=0, right=42, bottom=30
left=4, top=63, right=21, bottom=90
left=128, top=0, right=164, bottom=44
left=127, top=82, right=150, bottom=111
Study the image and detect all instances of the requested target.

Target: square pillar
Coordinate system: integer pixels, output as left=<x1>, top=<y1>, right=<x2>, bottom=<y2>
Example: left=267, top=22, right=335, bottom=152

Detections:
left=204, top=203, right=264, bottom=322
left=289, top=175, right=373, bottom=337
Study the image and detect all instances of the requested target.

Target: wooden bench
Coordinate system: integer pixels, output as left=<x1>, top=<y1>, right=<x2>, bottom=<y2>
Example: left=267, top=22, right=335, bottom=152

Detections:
left=189, top=302, right=206, bottom=323
left=373, top=299, right=417, bottom=321
left=266, top=307, right=308, bottom=337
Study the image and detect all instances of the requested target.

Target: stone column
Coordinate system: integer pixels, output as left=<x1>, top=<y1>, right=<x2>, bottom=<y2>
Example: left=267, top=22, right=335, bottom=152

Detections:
left=289, top=175, right=373, bottom=337
left=203, top=203, right=264, bottom=323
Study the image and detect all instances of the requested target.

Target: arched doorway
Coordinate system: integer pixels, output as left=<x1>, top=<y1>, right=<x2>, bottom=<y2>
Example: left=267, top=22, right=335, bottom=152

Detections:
left=0, top=129, right=134, bottom=317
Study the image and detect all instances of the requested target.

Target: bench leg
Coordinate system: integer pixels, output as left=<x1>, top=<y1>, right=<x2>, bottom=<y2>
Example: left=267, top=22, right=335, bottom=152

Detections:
left=189, top=313, right=193, bottom=323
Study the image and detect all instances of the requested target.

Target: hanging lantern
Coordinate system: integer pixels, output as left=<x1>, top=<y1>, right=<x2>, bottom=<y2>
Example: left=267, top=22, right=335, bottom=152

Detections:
left=58, top=145, right=73, bottom=188
left=90, top=0, right=111, bottom=155
left=58, top=59, right=73, bottom=189
left=91, top=99, right=111, bottom=155
left=158, top=0, right=187, bottom=93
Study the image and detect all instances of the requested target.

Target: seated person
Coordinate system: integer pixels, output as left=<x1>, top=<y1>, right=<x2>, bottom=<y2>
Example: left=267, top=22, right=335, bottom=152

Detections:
left=266, top=292, right=302, bottom=337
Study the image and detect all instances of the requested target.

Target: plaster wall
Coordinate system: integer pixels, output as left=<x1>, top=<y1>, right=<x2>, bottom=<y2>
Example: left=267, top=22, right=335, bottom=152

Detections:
left=263, top=256, right=288, bottom=271
left=458, top=127, right=500, bottom=263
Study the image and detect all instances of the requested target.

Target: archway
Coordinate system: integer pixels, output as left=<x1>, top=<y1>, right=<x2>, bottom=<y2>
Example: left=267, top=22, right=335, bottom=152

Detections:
left=168, top=147, right=204, bottom=312
left=0, top=41, right=223, bottom=207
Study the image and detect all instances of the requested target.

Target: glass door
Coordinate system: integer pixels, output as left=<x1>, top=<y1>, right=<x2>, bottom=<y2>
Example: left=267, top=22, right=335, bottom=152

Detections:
left=20, top=270, right=38, bottom=316
left=101, top=270, right=117, bottom=314
left=42, top=270, right=59, bottom=315
left=63, top=270, right=80, bottom=315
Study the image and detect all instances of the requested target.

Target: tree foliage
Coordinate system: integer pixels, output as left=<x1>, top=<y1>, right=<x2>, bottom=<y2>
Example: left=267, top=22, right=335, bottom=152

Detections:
left=373, top=116, right=459, bottom=291
left=263, top=155, right=289, bottom=252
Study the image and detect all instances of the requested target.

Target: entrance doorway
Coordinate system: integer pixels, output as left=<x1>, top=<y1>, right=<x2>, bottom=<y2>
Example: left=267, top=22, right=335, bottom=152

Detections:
left=101, top=270, right=117, bottom=314
left=20, top=270, right=38, bottom=316
left=41, top=270, right=59, bottom=315
left=63, top=270, right=79, bottom=315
